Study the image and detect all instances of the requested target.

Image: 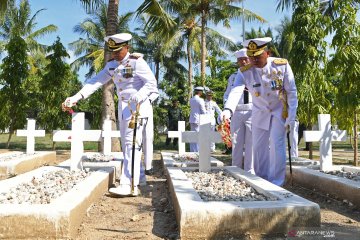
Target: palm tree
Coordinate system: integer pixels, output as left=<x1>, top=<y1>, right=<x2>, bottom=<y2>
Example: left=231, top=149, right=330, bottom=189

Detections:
left=274, top=16, right=294, bottom=59
left=0, top=0, right=57, bottom=56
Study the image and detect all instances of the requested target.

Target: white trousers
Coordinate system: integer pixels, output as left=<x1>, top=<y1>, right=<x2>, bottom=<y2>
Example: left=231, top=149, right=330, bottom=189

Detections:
left=230, top=110, right=254, bottom=174
left=143, top=115, right=153, bottom=170
left=252, top=116, right=286, bottom=186
left=289, top=120, right=299, bottom=158
left=119, top=117, right=144, bottom=187
left=190, top=123, right=199, bottom=152
left=210, top=124, right=216, bottom=151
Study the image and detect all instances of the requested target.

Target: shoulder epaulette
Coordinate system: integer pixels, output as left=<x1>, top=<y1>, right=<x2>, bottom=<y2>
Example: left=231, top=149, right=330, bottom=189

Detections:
left=130, top=52, right=143, bottom=59
left=272, top=58, right=288, bottom=65
left=240, top=64, right=252, bottom=72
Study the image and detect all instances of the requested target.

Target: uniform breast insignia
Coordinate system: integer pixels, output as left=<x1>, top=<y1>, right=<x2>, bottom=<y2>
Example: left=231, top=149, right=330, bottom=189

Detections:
left=240, top=64, right=252, bottom=72
left=252, top=83, right=261, bottom=97
left=270, top=68, right=284, bottom=91
left=121, top=64, right=133, bottom=78
left=272, top=58, right=288, bottom=65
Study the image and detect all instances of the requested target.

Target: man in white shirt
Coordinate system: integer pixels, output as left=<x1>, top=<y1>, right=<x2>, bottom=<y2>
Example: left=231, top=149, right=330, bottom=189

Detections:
left=221, top=37, right=298, bottom=186
left=189, top=86, right=206, bottom=152
left=221, top=49, right=254, bottom=173
left=204, top=90, right=222, bottom=152
left=62, top=33, right=158, bottom=196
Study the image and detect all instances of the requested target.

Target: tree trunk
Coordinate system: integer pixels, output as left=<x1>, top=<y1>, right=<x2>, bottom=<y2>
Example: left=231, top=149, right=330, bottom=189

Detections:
left=354, top=113, right=358, bottom=166
left=306, top=124, right=313, bottom=159
left=155, top=61, right=160, bottom=85
left=6, top=131, right=13, bottom=149
left=187, top=39, right=193, bottom=102
left=200, top=11, right=207, bottom=87
left=100, top=0, right=121, bottom=152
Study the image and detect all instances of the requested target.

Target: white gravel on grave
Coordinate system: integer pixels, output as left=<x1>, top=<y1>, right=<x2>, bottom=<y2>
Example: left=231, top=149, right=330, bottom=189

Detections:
left=321, top=168, right=360, bottom=182
left=82, top=152, right=115, bottom=162
left=171, top=153, right=199, bottom=162
left=185, top=170, right=277, bottom=202
left=0, top=152, right=38, bottom=162
left=0, top=169, right=91, bottom=204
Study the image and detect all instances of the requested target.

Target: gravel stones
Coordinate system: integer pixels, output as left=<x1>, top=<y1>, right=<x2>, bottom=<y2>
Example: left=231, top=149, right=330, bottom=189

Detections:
left=171, top=153, right=199, bottom=163
left=185, top=170, right=277, bottom=202
left=0, top=169, right=91, bottom=204
left=82, top=152, right=115, bottom=162
left=321, top=168, right=360, bottom=182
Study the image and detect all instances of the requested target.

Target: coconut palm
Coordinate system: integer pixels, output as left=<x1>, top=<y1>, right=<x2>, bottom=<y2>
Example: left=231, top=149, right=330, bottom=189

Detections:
left=0, top=0, right=57, bottom=56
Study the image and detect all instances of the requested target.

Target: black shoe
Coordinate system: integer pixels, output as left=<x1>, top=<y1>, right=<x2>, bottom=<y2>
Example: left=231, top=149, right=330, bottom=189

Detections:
left=145, top=169, right=154, bottom=175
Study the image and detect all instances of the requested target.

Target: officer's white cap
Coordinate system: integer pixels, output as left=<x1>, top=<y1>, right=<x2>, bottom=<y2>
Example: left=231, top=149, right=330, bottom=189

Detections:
left=194, top=86, right=204, bottom=91
left=104, top=33, right=132, bottom=52
left=242, top=37, right=272, bottom=57
left=234, top=48, right=247, bottom=58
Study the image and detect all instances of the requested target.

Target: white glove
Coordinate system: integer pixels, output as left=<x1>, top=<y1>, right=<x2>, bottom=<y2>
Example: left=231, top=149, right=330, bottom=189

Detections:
left=63, top=93, right=83, bottom=108
left=129, top=93, right=143, bottom=103
left=218, top=109, right=231, bottom=123
left=284, top=119, right=295, bottom=129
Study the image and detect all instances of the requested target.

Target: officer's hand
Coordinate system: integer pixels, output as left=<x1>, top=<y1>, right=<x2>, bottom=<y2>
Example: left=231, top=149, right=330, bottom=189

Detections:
left=284, top=119, right=295, bottom=130
left=62, top=93, right=82, bottom=111
left=129, top=93, right=142, bottom=103
left=218, top=110, right=231, bottom=123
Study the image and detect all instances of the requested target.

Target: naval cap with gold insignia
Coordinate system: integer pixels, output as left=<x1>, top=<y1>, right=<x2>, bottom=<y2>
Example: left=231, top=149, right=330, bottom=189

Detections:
left=194, top=86, right=204, bottom=91
left=242, top=37, right=272, bottom=57
left=234, top=48, right=247, bottom=58
left=104, top=33, right=132, bottom=52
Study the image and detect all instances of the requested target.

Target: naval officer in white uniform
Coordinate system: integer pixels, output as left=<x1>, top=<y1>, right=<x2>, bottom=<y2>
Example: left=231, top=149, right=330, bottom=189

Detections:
left=189, top=86, right=206, bottom=152
left=62, top=33, right=158, bottom=196
left=221, top=48, right=254, bottom=174
left=204, top=90, right=222, bottom=152
left=240, top=37, right=298, bottom=186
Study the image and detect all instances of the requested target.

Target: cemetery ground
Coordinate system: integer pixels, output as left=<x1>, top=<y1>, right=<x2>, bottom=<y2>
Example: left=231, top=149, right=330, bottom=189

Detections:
left=0, top=134, right=359, bottom=239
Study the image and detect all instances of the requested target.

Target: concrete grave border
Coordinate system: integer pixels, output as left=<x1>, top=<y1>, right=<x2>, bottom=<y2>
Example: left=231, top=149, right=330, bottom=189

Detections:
left=0, top=151, right=56, bottom=179
left=0, top=165, right=113, bottom=239
left=287, top=165, right=360, bottom=208
left=162, top=151, right=224, bottom=168
left=163, top=159, right=320, bottom=239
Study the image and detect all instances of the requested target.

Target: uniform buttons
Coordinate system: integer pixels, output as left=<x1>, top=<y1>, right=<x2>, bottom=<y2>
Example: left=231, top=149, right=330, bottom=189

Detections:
left=269, top=109, right=272, bottom=112
left=267, top=93, right=270, bottom=96
left=121, top=97, right=125, bottom=100
left=119, top=88, right=122, bottom=91
left=269, top=101, right=272, bottom=105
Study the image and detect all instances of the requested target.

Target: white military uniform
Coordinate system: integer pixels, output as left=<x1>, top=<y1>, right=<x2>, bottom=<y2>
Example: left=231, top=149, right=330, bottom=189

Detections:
left=143, top=92, right=159, bottom=171
left=242, top=57, right=297, bottom=186
left=78, top=52, right=158, bottom=190
left=223, top=70, right=254, bottom=173
left=204, top=98, right=222, bottom=151
left=189, top=93, right=206, bottom=152
left=290, top=120, right=299, bottom=158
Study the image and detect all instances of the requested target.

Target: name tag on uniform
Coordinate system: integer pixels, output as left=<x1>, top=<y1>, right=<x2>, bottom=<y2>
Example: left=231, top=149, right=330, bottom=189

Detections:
left=253, top=83, right=261, bottom=88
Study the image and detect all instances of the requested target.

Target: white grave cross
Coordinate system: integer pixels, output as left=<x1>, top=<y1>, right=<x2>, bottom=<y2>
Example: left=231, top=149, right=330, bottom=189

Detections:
left=182, top=115, right=222, bottom=172
left=102, top=116, right=121, bottom=155
left=303, top=114, right=347, bottom=171
left=16, top=119, right=45, bottom=154
left=53, top=112, right=101, bottom=171
left=168, top=121, right=186, bottom=154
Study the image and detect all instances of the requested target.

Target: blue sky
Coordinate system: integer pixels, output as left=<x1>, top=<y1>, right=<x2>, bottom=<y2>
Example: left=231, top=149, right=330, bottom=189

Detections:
left=30, top=0, right=291, bottom=81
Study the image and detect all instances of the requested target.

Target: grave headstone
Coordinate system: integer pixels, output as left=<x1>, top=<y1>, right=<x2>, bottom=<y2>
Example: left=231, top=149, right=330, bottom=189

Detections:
left=102, top=116, right=121, bottom=155
left=53, top=112, right=101, bottom=171
left=168, top=121, right=186, bottom=154
left=182, top=115, right=222, bottom=172
left=16, top=119, right=45, bottom=154
left=304, top=114, right=347, bottom=171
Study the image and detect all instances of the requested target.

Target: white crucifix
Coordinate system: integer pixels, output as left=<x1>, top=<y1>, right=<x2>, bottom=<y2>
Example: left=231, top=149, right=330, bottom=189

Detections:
left=53, top=112, right=102, bottom=171
left=182, top=115, right=222, bottom=172
left=16, top=119, right=45, bottom=154
left=102, top=116, right=121, bottom=155
left=303, top=114, right=347, bottom=171
left=168, top=121, right=186, bottom=154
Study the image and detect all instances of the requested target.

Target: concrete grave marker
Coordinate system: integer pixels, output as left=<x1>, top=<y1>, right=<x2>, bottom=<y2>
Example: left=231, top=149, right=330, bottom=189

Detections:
left=304, top=114, right=347, bottom=171
left=102, top=116, right=121, bottom=155
left=168, top=121, right=186, bottom=154
left=182, top=115, right=222, bottom=172
left=53, top=112, right=101, bottom=171
left=16, top=119, right=45, bottom=154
